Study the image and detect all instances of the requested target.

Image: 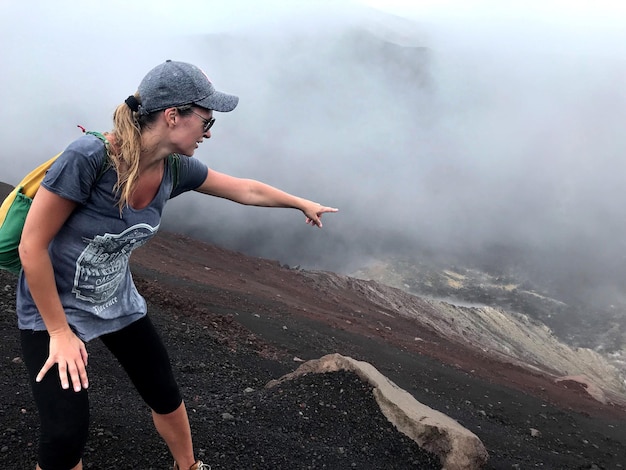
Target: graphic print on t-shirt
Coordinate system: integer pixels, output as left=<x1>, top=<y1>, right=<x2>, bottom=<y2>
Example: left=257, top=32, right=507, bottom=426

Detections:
left=72, top=224, right=158, bottom=309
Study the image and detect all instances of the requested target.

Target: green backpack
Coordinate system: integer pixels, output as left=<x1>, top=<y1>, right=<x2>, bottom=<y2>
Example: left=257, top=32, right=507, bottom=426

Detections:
left=0, top=132, right=180, bottom=274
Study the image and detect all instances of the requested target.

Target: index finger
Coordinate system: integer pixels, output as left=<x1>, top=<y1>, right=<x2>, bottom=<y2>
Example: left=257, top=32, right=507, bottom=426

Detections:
left=36, top=358, right=56, bottom=384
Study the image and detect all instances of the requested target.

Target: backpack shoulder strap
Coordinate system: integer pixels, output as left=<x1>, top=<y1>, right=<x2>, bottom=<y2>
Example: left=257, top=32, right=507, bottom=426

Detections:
left=85, top=130, right=109, bottom=149
left=84, top=130, right=112, bottom=179
left=167, top=154, right=181, bottom=191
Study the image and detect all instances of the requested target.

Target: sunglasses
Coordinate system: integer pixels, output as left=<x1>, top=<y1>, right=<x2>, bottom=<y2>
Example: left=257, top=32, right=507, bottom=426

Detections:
left=190, top=110, right=215, bottom=133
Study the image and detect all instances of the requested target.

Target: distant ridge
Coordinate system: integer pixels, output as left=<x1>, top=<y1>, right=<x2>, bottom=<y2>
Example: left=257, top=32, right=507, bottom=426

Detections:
left=0, top=182, right=13, bottom=201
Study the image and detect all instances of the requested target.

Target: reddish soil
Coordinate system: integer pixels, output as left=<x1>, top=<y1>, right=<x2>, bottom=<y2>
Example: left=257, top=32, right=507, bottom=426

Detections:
left=1, top=230, right=625, bottom=469
left=133, top=232, right=626, bottom=420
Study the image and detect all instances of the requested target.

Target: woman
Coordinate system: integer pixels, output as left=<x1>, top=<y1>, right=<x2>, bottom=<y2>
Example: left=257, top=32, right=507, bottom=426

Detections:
left=17, top=59, right=338, bottom=470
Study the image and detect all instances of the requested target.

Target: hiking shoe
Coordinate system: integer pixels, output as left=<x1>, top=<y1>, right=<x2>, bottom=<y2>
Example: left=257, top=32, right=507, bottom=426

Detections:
left=173, top=460, right=210, bottom=470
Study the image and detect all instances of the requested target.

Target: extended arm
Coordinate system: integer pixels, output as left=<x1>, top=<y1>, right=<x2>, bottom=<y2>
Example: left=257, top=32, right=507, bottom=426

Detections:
left=195, top=169, right=338, bottom=227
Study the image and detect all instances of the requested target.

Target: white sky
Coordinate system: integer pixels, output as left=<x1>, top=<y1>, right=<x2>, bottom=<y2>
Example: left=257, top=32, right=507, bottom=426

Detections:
left=362, top=0, right=626, bottom=23
left=3, top=0, right=626, bottom=33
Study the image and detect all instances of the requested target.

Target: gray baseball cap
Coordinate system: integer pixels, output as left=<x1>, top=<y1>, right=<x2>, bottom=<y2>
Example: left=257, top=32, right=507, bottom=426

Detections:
left=137, top=60, right=239, bottom=115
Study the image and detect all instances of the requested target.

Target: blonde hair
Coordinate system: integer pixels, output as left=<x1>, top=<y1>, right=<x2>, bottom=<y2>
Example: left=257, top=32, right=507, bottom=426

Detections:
left=110, top=93, right=193, bottom=211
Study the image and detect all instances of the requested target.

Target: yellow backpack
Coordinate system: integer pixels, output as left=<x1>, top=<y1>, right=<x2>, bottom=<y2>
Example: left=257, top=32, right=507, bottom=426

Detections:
left=0, top=131, right=110, bottom=274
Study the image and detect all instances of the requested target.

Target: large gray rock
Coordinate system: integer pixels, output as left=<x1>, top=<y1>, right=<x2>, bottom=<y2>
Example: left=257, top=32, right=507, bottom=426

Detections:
left=267, top=353, right=489, bottom=470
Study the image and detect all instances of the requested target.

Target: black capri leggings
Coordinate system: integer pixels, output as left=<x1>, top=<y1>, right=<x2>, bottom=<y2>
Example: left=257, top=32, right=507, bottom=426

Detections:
left=20, top=316, right=182, bottom=470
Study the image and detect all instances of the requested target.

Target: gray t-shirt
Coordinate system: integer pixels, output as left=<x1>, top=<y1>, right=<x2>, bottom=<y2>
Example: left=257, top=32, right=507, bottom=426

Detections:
left=16, top=134, right=208, bottom=341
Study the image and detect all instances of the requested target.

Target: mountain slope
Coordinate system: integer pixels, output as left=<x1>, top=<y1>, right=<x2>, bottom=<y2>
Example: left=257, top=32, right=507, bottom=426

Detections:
left=131, top=232, right=626, bottom=407
left=2, top=229, right=626, bottom=468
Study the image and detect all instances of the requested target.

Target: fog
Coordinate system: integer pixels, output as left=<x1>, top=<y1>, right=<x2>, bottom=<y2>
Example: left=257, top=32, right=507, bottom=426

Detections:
left=2, top=1, right=626, bottom=306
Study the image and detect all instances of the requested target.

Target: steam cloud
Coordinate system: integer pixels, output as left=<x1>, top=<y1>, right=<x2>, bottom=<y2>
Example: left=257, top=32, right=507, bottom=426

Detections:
left=2, top=1, right=626, bottom=307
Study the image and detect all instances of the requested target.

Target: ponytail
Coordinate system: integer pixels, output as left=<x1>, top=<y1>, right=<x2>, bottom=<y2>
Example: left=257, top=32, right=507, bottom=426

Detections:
left=110, top=92, right=154, bottom=211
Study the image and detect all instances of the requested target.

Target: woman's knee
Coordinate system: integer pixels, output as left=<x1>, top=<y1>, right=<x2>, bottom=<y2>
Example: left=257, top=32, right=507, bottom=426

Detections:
left=40, top=414, right=89, bottom=448
left=150, top=390, right=183, bottom=415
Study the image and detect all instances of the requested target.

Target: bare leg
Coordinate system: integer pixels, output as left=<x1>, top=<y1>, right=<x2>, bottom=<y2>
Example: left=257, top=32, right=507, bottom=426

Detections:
left=152, top=401, right=196, bottom=469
